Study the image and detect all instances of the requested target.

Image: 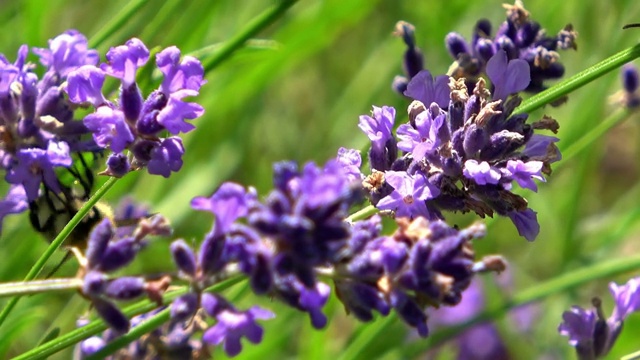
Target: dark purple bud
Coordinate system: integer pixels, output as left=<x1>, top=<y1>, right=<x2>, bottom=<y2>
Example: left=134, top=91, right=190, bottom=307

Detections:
left=335, top=281, right=390, bottom=321
left=199, top=231, right=227, bottom=276
left=105, top=153, right=130, bottom=177
left=480, top=130, right=525, bottom=160
left=121, top=82, right=143, bottom=122
left=170, top=239, right=197, bottom=276
left=474, top=38, right=495, bottom=64
left=474, top=19, right=492, bottom=38
left=98, top=237, right=139, bottom=272
left=272, top=161, right=299, bottom=192
left=517, top=21, right=540, bottom=48
left=448, top=101, right=464, bottom=131
left=394, top=21, right=417, bottom=48
left=136, top=109, right=163, bottom=135
left=86, top=219, right=114, bottom=268
left=36, top=86, right=65, bottom=119
left=170, top=293, right=199, bottom=322
left=404, top=47, right=424, bottom=79
left=131, top=139, right=158, bottom=164
left=622, top=64, right=639, bottom=94
left=20, top=73, right=37, bottom=121
left=17, top=118, right=38, bottom=138
left=392, top=75, right=408, bottom=94
left=463, top=95, right=482, bottom=122
left=495, top=36, right=518, bottom=60
left=93, top=298, right=130, bottom=333
left=0, top=93, right=17, bottom=123
left=249, top=253, right=272, bottom=294
left=445, top=32, right=469, bottom=59
left=462, top=124, right=485, bottom=157
left=390, top=290, right=429, bottom=337
left=82, top=270, right=107, bottom=297
left=105, top=277, right=146, bottom=300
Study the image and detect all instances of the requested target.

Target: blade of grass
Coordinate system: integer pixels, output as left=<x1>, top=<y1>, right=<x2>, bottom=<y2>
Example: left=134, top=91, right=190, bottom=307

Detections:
left=201, top=0, right=299, bottom=72
left=88, top=0, right=148, bottom=48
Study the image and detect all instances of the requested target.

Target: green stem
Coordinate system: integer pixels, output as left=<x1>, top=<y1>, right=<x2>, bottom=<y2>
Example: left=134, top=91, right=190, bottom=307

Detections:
left=0, top=177, right=118, bottom=328
left=88, top=0, right=147, bottom=48
left=16, top=276, right=244, bottom=359
left=402, top=252, right=640, bottom=357
left=201, top=0, right=299, bottom=72
left=514, top=43, right=640, bottom=115
left=0, top=278, right=82, bottom=297
left=346, top=205, right=378, bottom=222
left=13, top=287, right=186, bottom=360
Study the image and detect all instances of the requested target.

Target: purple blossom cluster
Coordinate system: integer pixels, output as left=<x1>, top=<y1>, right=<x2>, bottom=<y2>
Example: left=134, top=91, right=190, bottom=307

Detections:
left=0, top=30, right=205, bottom=237
left=360, top=51, right=560, bottom=241
left=0, top=31, right=99, bottom=229
left=559, top=277, right=640, bottom=359
left=66, top=37, right=206, bottom=178
left=74, top=151, right=508, bottom=357
left=393, top=0, right=578, bottom=96
left=79, top=213, right=172, bottom=333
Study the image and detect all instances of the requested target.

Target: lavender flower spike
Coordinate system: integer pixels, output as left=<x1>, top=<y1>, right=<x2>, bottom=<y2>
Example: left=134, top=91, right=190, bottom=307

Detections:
left=559, top=277, right=640, bottom=359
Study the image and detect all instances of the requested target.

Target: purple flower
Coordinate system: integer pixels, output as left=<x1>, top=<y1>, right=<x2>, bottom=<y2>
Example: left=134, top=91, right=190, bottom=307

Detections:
left=486, top=50, right=530, bottom=100
left=505, top=159, right=544, bottom=191
left=32, top=29, right=99, bottom=77
left=201, top=293, right=274, bottom=357
left=463, top=160, right=501, bottom=185
left=358, top=106, right=395, bottom=150
left=559, top=277, right=640, bottom=359
left=610, top=277, right=640, bottom=321
left=156, top=89, right=204, bottom=134
left=0, top=186, right=28, bottom=233
left=615, top=63, right=640, bottom=108
left=156, top=46, right=206, bottom=95
left=83, top=106, right=134, bottom=153
left=191, top=182, right=250, bottom=234
left=100, top=38, right=150, bottom=87
left=377, top=171, right=439, bottom=219
left=147, top=137, right=185, bottom=178
left=397, top=103, right=446, bottom=161
left=358, top=106, right=397, bottom=170
left=5, top=141, right=72, bottom=201
left=336, top=147, right=363, bottom=182
left=403, top=70, right=450, bottom=109
left=66, top=65, right=107, bottom=107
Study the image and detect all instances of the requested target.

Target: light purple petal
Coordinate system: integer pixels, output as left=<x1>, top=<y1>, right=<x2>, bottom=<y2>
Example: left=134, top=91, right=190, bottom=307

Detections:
left=66, top=65, right=107, bottom=107
left=463, top=160, right=501, bottom=185
left=156, top=89, right=203, bottom=134
left=100, top=38, right=149, bottom=87
left=404, top=70, right=450, bottom=109
left=191, top=182, right=248, bottom=233
left=507, top=208, right=539, bottom=241
left=156, top=46, right=206, bottom=94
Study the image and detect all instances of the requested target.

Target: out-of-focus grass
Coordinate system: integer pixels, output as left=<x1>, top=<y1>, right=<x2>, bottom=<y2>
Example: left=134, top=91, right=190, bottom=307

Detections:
left=1, top=0, right=640, bottom=358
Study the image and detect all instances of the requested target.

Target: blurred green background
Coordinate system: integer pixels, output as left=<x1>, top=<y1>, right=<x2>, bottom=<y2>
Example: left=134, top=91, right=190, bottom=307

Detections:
left=2, top=0, right=640, bottom=358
